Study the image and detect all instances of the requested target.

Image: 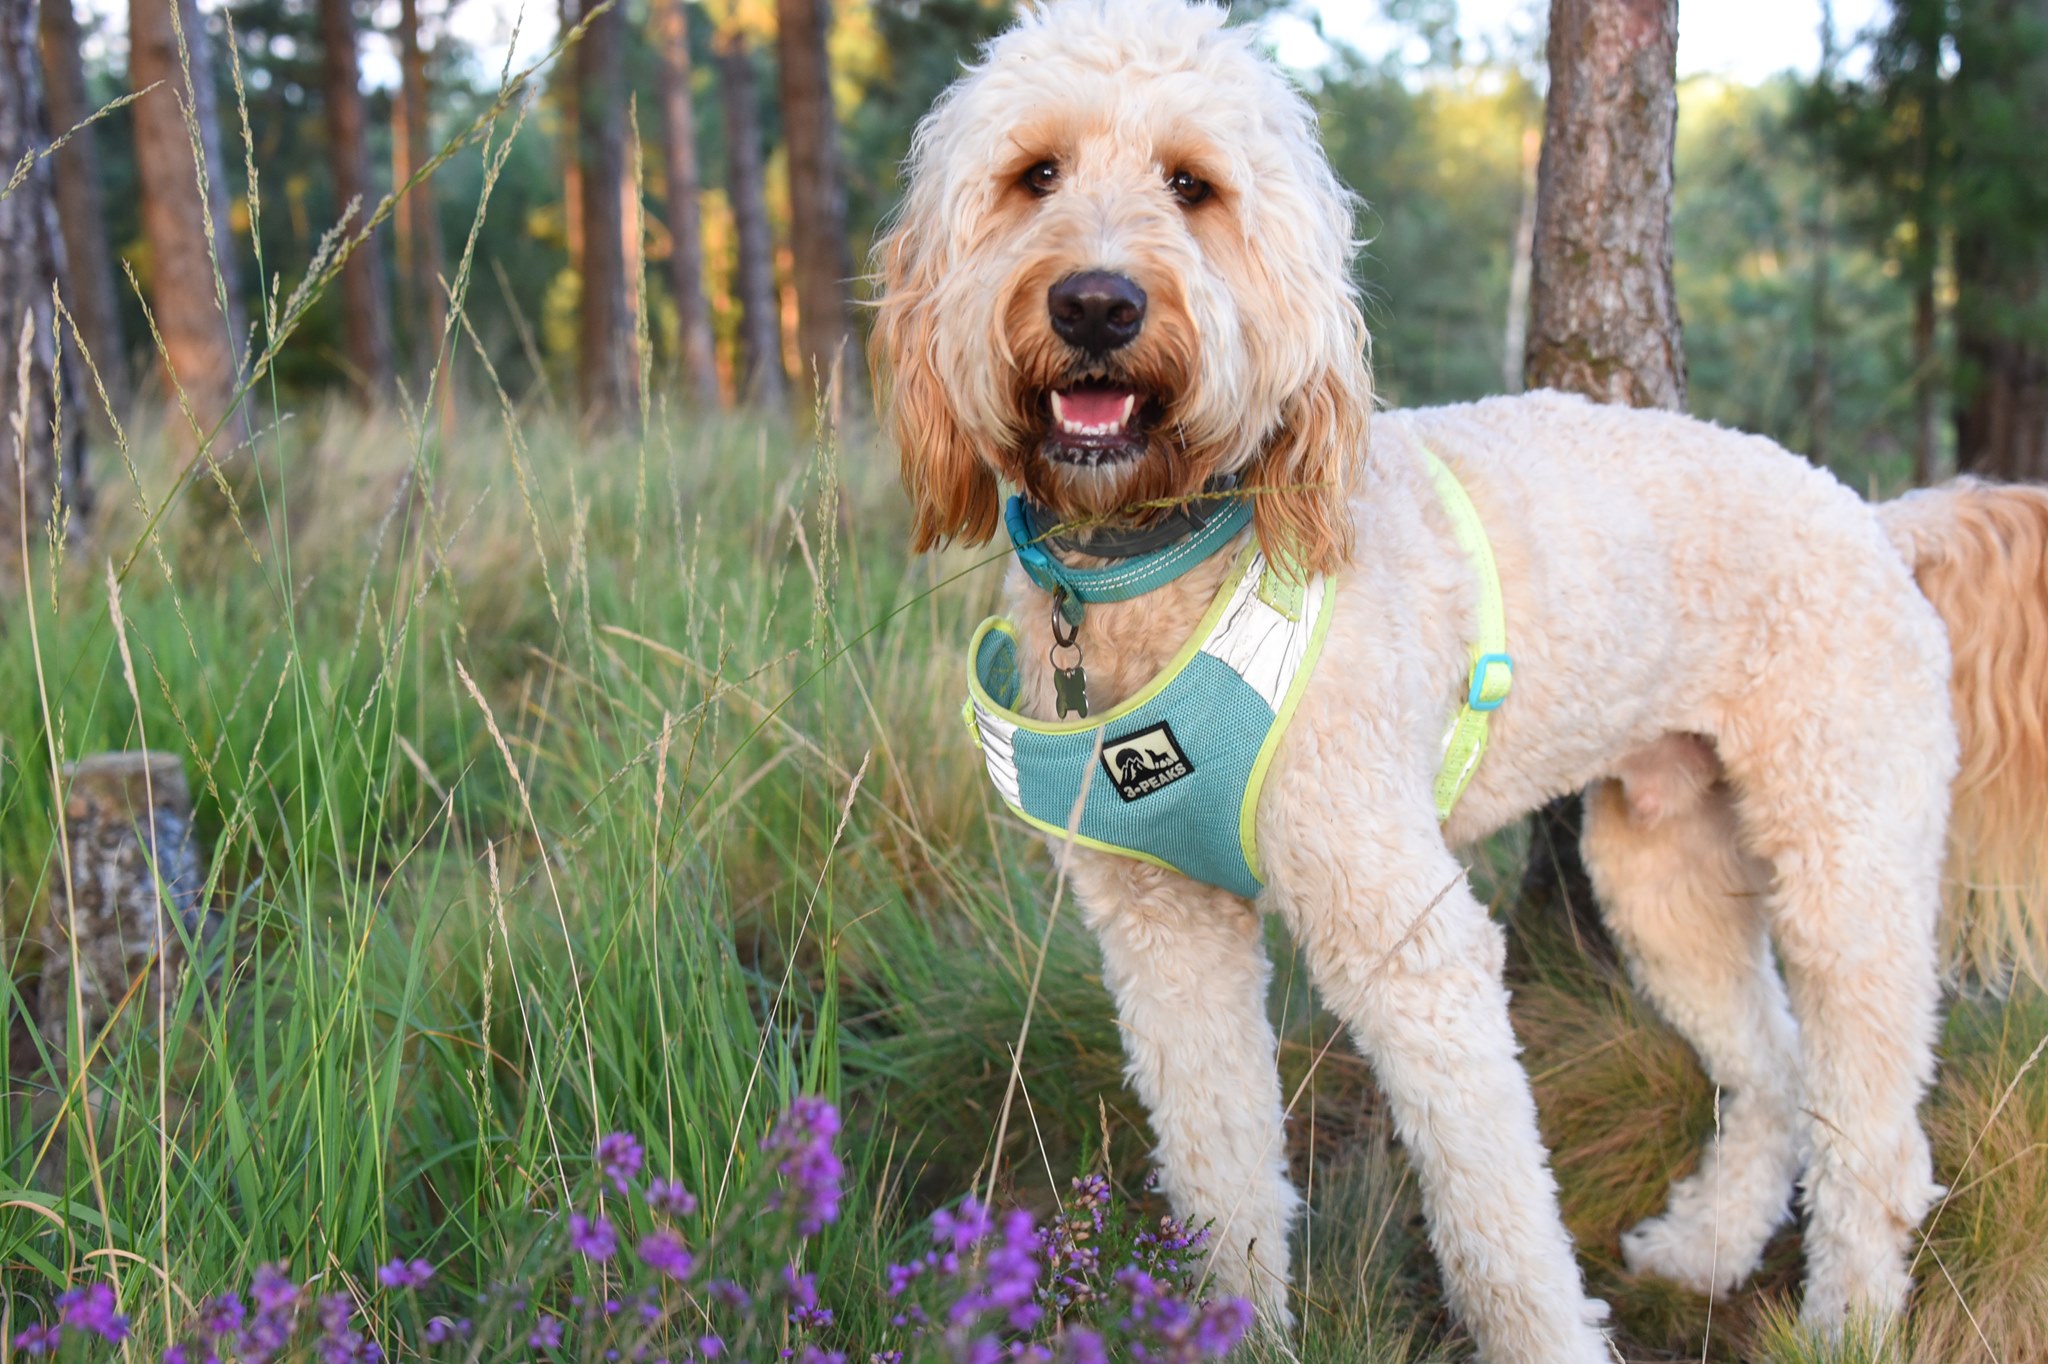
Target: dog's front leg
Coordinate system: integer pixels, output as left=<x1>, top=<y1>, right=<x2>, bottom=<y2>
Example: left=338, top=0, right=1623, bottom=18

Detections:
left=1279, top=841, right=1611, bottom=1364
left=1065, top=851, right=1300, bottom=1327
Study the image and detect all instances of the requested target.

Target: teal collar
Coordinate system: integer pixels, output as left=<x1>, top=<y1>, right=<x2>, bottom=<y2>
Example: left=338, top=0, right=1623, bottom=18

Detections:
left=1006, top=492, right=1255, bottom=626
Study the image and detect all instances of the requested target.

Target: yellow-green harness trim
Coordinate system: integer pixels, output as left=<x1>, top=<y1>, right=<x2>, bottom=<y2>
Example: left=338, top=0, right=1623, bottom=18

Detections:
left=1424, top=450, right=1514, bottom=822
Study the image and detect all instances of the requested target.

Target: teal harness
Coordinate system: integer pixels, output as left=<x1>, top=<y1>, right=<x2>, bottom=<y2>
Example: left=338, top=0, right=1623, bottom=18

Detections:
left=968, top=536, right=1333, bottom=898
left=965, top=453, right=1513, bottom=899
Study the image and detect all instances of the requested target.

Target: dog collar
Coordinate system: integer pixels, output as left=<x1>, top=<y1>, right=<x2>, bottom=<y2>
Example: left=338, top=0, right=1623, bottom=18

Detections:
left=1005, top=490, right=1256, bottom=626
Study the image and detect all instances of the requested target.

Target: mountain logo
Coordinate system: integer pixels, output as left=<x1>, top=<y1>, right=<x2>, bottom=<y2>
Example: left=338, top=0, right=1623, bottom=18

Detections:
left=1101, top=722, right=1194, bottom=802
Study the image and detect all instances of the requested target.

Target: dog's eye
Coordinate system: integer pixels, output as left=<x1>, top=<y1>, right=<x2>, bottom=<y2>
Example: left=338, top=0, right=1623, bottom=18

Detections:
left=1022, top=160, right=1060, bottom=196
left=1168, top=170, right=1212, bottom=206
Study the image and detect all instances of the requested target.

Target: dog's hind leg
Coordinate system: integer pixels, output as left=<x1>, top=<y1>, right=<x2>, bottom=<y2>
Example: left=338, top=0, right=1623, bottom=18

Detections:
left=1716, top=676, right=1951, bottom=1330
left=1579, top=753, right=1804, bottom=1296
left=1067, top=852, right=1301, bottom=1327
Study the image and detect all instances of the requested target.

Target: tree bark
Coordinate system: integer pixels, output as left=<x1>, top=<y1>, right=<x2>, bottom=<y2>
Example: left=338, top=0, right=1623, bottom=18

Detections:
left=559, top=0, right=584, bottom=279
left=318, top=0, right=394, bottom=398
left=130, top=0, right=247, bottom=450
left=717, top=25, right=785, bottom=406
left=38, top=0, right=129, bottom=403
left=653, top=0, right=718, bottom=406
left=1525, top=0, right=1685, bottom=409
left=1518, top=0, right=1686, bottom=952
left=33, top=753, right=213, bottom=1052
left=3, top=0, right=85, bottom=576
left=1912, top=265, right=1940, bottom=485
left=775, top=0, right=852, bottom=410
left=394, top=0, right=449, bottom=405
left=575, top=0, right=637, bottom=426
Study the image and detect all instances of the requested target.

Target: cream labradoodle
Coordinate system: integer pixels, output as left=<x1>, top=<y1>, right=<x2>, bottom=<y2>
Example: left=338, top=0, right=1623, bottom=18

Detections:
left=872, top=3, right=2048, bottom=1359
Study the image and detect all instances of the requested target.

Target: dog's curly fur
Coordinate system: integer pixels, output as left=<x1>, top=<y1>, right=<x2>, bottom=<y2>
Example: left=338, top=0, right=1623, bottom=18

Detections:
left=872, top=4, right=2048, bottom=1359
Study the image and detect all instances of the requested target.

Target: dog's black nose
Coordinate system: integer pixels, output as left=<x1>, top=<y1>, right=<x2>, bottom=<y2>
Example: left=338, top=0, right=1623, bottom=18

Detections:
left=1047, top=272, right=1147, bottom=354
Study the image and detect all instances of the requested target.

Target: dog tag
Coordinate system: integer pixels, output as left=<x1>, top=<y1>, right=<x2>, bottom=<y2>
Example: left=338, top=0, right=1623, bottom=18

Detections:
left=1050, top=593, right=1089, bottom=718
left=1054, top=664, right=1089, bottom=719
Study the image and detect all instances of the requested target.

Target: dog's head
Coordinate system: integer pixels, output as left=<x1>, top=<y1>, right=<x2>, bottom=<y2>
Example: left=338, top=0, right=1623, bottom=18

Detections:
left=871, top=0, right=1370, bottom=574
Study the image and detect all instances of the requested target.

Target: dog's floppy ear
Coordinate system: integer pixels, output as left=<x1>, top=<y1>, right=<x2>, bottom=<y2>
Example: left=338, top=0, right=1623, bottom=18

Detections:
left=1243, top=306, right=1369, bottom=578
left=871, top=212, right=1001, bottom=554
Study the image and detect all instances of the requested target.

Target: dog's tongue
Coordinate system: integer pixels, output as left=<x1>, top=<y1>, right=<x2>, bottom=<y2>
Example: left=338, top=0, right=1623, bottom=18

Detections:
left=1054, top=387, right=1135, bottom=429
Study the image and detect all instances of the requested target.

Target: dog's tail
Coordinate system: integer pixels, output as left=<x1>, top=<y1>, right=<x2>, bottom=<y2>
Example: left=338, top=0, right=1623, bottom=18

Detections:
left=1879, top=479, right=2048, bottom=986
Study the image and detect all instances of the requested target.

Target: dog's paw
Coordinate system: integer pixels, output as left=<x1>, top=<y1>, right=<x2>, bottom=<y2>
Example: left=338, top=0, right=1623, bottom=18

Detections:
left=1620, top=1210, right=1755, bottom=1297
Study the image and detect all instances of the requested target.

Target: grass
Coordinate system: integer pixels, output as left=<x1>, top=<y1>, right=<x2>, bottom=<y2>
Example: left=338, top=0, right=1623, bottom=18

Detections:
left=4, top=28, right=2045, bottom=1360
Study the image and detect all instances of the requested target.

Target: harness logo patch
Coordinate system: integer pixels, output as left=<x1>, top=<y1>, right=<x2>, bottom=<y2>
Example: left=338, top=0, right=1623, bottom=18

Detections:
left=1102, top=722, right=1194, bottom=802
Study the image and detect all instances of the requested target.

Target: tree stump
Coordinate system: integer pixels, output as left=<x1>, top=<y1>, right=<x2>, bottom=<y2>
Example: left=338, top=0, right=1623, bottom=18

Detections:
left=33, top=752, right=211, bottom=1050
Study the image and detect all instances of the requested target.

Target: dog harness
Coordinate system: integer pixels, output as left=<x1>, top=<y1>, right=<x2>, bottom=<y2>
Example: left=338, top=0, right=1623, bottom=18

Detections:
left=964, top=450, right=1513, bottom=898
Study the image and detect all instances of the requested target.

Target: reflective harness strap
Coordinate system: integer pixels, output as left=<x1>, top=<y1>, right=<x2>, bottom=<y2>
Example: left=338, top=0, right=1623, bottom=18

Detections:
left=1423, top=451, right=1514, bottom=822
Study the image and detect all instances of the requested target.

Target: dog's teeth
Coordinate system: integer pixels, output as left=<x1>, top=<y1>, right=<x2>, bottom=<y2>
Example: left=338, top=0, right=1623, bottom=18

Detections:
left=1051, top=391, right=1069, bottom=426
left=1118, top=394, right=1135, bottom=425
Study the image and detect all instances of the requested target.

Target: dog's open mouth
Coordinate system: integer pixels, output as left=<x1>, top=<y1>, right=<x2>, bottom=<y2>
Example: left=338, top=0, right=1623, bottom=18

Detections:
left=1041, top=380, right=1162, bottom=466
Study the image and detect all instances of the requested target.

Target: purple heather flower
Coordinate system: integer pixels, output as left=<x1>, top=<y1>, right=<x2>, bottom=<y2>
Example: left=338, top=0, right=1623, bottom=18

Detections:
left=597, top=1131, right=645, bottom=1193
left=251, top=1264, right=299, bottom=1314
left=164, top=1345, right=191, bottom=1364
left=58, top=1283, right=131, bottom=1343
left=199, top=1294, right=246, bottom=1338
left=375, top=1258, right=435, bottom=1290
left=421, top=1316, right=472, bottom=1346
left=705, top=1278, right=751, bottom=1312
left=12, top=1324, right=61, bottom=1356
left=1193, top=1299, right=1255, bottom=1357
left=645, top=1177, right=698, bottom=1217
left=869, top=1354, right=904, bottom=1364
left=637, top=1230, right=694, bottom=1280
left=1059, top=1328, right=1108, bottom=1364
left=761, top=1097, right=843, bottom=1234
left=570, top=1211, right=618, bottom=1261
left=529, top=1314, right=565, bottom=1350
left=781, top=1263, right=820, bottom=1311
left=697, top=1337, right=725, bottom=1360
left=932, top=1198, right=993, bottom=1255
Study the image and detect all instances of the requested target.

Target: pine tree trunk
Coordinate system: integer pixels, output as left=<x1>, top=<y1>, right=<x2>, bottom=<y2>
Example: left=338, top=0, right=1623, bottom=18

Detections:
left=559, top=0, right=584, bottom=280
left=1518, top=0, right=1685, bottom=950
left=3, top=0, right=85, bottom=577
left=129, top=0, right=247, bottom=450
left=394, top=0, right=448, bottom=407
left=653, top=0, right=718, bottom=406
left=38, top=0, right=129, bottom=402
left=775, top=0, right=852, bottom=410
left=717, top=26, right=785, bottom=406
left=1912, top=265, right=1940, bottom=485
left=318, top=0, right=394, bottom=398
left=1525, top=0, right=1685, bottom=409
left=576, top=0, right=637, bottom=426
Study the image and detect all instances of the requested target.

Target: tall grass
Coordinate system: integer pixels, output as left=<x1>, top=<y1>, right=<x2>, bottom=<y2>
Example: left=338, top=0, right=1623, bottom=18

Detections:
left=3, top=11, right=2044, bottom=1361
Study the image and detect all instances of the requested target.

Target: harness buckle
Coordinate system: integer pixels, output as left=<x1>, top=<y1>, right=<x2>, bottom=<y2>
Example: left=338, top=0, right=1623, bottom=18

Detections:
left=1467, top=652, right=1513, bottom=712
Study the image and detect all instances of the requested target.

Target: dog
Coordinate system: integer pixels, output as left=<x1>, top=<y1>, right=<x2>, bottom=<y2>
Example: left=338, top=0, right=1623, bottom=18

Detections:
left=870, top=3, right=2048, bottom=1359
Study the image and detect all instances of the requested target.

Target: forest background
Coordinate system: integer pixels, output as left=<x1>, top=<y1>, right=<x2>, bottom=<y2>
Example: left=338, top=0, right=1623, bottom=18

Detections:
left=2, top=1, right=2045, bottom=1362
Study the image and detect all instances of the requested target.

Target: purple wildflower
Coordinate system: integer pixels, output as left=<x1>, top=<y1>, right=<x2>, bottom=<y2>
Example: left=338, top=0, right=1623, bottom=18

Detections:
left=529, top=1314, right=565, bottom=1350
left=1193, top=1299, right=1255, bottom=1357
left=637, top=1230, right=694, bottom=1281
left=704, top=1279, right=751, bottom=1312
left=12, top=1324, right=61, bottom=1356
left=375, top=1258, right=435, bottom=1290
left=781, top=1263, right=819, bottom=1310
left=646, top=1177, right=698, bottom=1217
left=570, top=1211, right=618, bottom=1261
left=58, top=1283, right=131, bottom=1343
left=761, top=1097, right=843, bottom=1234
left=1059, top=1328, right=1108, bottom=1364
left=250, top=1264, right=299, bottom=1314
left=199, top=1294, right=246, bottom=1338
left=422, top=1317, right=472, bottom=1346
left=597, top=1131, right=645, bottom=1193
left=697, top=1337, right=725, bottom=1360
left=164, top=1345, right=191, bottom=1364
left=931, top=1198, right=993, bottom=1255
